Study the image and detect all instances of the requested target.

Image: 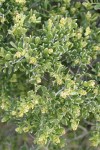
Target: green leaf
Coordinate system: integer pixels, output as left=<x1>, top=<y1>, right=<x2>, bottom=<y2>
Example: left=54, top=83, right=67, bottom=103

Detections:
left=10, top=41, right=17, bottom=48
left=94, top=4, right=100, bottom=10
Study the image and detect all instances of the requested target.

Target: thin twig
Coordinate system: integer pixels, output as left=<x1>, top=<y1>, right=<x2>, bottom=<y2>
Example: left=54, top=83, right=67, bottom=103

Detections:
left=28, top=133, right=34, bottom=140
left=68, top=131, right=88, bottom=143
left=84, top=120, right=95, bottom=126
left=12, top=56, right=24, bottom=65
left=55, top=86, right=65, bottom=96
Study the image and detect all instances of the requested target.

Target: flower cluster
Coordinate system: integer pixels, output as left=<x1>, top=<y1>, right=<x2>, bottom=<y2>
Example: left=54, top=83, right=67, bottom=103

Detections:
left=0, top=0, right=100, bottom=149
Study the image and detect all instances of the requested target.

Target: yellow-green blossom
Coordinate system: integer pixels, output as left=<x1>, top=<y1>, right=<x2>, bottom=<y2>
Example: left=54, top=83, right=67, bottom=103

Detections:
left=48, top=19, right=53, bottom=30
left=60, top=17, right=66, bottom=26
left=29, top=57, right=37, bottom=64
left=15, top=0, right=26, bottom=4
left=79, top=89, right=87, bottom=96
left=14, top=51, right=22, bottom=58
left=85, top=27, right=91, bottom=36
left=13, top=12, right=26, bottom=26
left=86, top=11, right=91, bottom=20
left=30, top=14, right=37, bottom=23
left=71, top=119, right=79, bottom=130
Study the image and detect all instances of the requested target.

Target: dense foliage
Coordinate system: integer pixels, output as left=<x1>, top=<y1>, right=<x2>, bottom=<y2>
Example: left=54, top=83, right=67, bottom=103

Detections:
left=0, top=0, right=100, bottom=149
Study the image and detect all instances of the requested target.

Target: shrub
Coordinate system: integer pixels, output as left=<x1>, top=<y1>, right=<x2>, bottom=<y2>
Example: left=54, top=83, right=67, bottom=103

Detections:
left=0, top=0, right=100, bottom=149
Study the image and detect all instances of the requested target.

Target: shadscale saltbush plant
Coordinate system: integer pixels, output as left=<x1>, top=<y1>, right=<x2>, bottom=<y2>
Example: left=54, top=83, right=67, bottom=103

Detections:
left=0, top=0, right=100, bottom=149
